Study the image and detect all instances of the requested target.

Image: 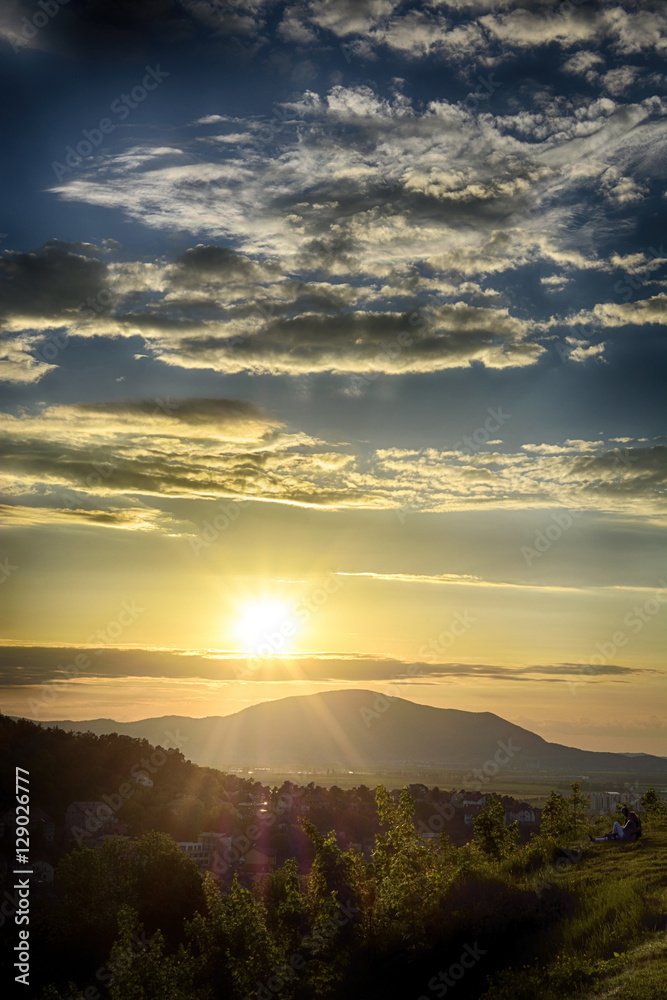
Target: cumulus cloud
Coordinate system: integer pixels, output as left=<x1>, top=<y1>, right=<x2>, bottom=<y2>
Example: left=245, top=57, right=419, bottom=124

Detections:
left=0, top=239, right=546, bottom=378
left=44, top=76, right=665, bottom=275
left=3, top=8, right=665, bottom=392
left=576, top=293, right=667, bottom=328
left=4, top=0, right=666, bottom=67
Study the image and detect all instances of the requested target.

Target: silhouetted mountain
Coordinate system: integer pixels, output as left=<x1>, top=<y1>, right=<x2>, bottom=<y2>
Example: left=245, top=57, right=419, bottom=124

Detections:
left=31, top=689, right=666, bottom=778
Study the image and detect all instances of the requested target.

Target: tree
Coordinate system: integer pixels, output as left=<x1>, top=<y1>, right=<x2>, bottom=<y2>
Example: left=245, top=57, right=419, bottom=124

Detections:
left=539, top=784, right=590, bottom=842
left=472, top=796, right=518, bottom=860
left=640, top=788, right=667, bottom=827
left=54, top=831, right=205, bottom=968
left=568, top=782, right=591, bottom=838
left=262, top=857, right=309, bottom=954
left=540, top=791, right=571, bottom=841
left=371, top=786, right=455, bottom=947
left=184, top=873, right=283, bottom=1000
left=107, top=907, right=197, bottom=1000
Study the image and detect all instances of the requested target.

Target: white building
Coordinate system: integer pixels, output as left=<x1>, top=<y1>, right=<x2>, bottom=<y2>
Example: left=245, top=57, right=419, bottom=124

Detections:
left=505, top=808, right=536, bottom=824
left=178, top=831, right=232, bottom=868
left=588, top=791, right=621, bottom=815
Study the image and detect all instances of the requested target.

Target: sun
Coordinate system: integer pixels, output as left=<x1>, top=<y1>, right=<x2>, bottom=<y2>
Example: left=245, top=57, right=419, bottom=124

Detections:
left=234, top=598, right=298, bottom=656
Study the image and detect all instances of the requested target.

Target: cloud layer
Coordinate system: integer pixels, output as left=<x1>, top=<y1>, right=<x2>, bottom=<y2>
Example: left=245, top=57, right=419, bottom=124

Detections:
left=1, top=399, right=664, bottom=521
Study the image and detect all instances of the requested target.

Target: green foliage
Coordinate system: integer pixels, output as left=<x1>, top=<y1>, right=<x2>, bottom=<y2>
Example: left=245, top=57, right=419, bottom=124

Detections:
left=540, top=790, right=571, bottom=840
left=224, top=878, right=282, bottom=998
left=540, top=782, right=591, bottom=842
left=262, top=858, right=308, bottom=953
left=641, top=788, right=667, bottom=828
left=569, top=781, right=591, bottom=838
left=370, top=786, right=456, bottom=948
left=23, top=725, right=666, bottom=1000
left=40, top=987, right=86, bottom=1000
left=184, top=874, right=282, bottom=1000
left=472, top=796, right=519, bottom=861
left=481, top=830, right=667, bottom=1000
left=559, top=878, right=655, bottom=960
left=54, top=830, right=205, bottom=967
left=108, top=907, right=197, bottom=1000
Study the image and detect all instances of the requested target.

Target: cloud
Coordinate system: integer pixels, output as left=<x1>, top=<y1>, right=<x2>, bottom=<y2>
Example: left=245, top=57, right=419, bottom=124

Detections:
left=153, top=301, right=542, bottom=375
left=74, top=397, right=282, bottom=435
left=0, top=643, right=659, bottom=690
left=480, top=3, right=667, bottom=57
left=2, top=27, right=665, bottom=391
left=602, top=66, right=641, bottom=97
left=0, top=504, right=172, bottom=532
left=368, top=439, right=667, bottom=517
left=194, top=115, right=227, bottom=125
left=0, top=397, right=373, bottom=514
left=334, top=570, right=661, bottom=595
left=562, top=50, right=605, bottom=81
left=581, top=293, right=667, bottom=328
left=0, top=239, right=547, bottom=379
left=0, top=333, right=56, bottom=384
left=0, top=240, right=109, bottom=317
left=308, top=0, right=398, bottom=38
left=43, top=78, right=666, bottom=291
left=1, top=400, right=664, bottom=520
left=4, top=0, right=666, bottom=68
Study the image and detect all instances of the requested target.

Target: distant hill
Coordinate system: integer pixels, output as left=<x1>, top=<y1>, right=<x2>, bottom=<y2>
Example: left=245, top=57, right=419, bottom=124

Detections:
left=26, top=689, right=666, bottom=780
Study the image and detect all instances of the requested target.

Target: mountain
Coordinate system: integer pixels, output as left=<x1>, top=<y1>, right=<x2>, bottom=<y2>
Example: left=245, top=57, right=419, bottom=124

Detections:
left=27, top=689, right=666, bottom=779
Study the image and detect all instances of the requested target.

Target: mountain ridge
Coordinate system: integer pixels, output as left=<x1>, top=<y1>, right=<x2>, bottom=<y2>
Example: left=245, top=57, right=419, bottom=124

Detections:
left=18, top=689, right=666, bottom=778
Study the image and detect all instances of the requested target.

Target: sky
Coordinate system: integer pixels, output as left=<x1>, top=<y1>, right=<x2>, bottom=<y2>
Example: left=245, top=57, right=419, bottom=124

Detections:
left=0, top=0, right=665, bottom=755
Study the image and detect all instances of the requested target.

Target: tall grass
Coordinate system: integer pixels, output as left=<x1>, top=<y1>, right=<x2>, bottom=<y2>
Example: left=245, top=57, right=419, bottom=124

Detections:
left=560, top=877, right=653, bottom=959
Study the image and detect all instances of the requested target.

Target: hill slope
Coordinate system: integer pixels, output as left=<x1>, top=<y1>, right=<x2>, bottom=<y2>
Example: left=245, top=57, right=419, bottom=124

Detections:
left=30, top=688, right=666, bottom=778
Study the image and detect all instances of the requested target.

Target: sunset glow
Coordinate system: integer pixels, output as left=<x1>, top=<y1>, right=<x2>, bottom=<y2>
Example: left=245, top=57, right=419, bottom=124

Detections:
left=0, top=0, right=665, bottom=758
left=234, top=598, right=298, bottom=655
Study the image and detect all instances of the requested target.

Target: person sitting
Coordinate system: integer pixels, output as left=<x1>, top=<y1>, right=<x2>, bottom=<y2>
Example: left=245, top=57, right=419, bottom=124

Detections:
left=589, top=806, right=642, bottom=843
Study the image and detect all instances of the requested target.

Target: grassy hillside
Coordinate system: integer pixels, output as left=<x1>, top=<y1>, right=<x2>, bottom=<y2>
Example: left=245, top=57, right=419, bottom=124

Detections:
left=484, top=829, right=667, bottom=999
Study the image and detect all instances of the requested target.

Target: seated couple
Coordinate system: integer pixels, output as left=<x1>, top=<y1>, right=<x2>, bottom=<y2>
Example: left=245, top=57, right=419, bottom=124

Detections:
left=589, top=806, right=642, bottom=843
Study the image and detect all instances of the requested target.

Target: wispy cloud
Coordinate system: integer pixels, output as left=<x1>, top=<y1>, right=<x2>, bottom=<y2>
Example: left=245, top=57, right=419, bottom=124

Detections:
left=1, top=401, right=664, bottom=522
left=1, top=643, right=660, bottom=690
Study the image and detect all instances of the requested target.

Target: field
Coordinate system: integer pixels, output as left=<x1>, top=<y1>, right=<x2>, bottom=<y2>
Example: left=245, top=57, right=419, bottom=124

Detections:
left=239, top=767, right=655, bottom=806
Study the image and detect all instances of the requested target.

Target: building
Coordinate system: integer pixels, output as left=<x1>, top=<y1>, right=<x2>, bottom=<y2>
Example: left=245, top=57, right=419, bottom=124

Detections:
left=238, top=846, right=277, bottom=883
left=407, top=784, right=429, bottom=801
left=588, top=791, right=621, bottom=816
left=463, top=806, right=481, bottom=827
left=462, top=795, right=486, bottom=809
left=65, top=801, right=118, bottom=841
left=32, top=861, right=55, bottom=885
left=178, top=841, right=209, bottom=864
left=505, top=807, right=536, bottom=825
left=177, top=831, right=232, bottom=869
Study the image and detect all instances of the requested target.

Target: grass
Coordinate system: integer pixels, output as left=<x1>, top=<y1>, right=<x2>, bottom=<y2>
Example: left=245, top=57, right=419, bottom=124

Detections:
left=480, top=827, right=667, bottom=1000
left=590, top=937, right=667, bottom=999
